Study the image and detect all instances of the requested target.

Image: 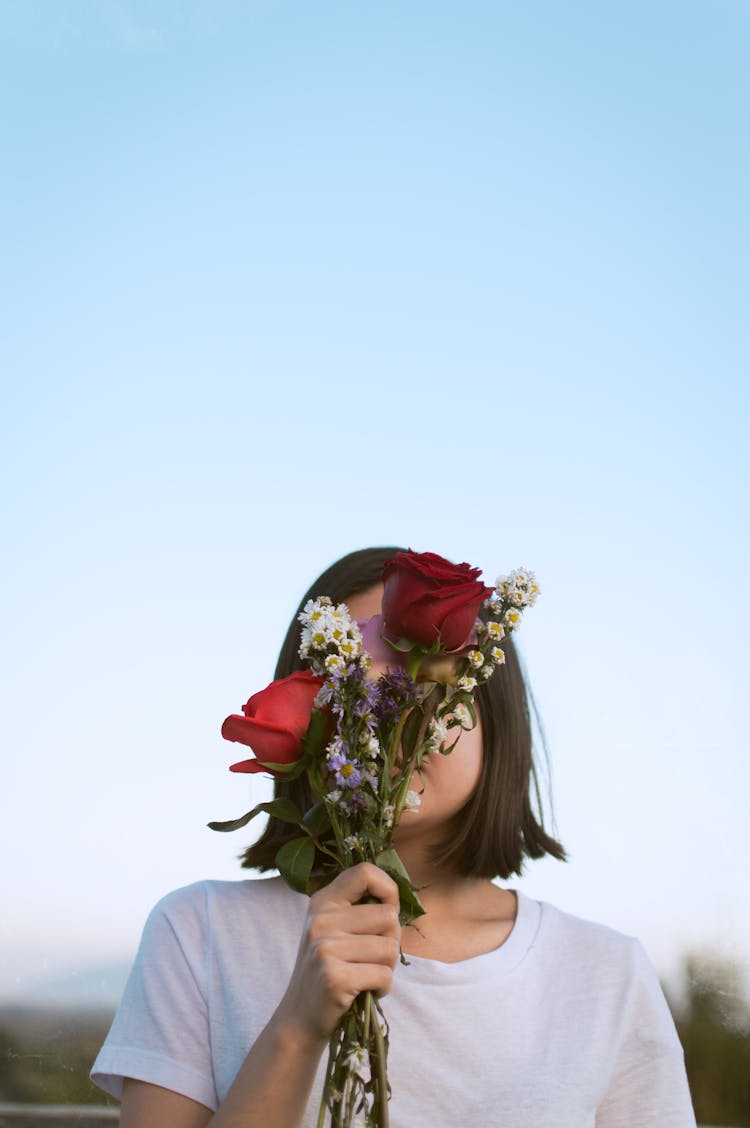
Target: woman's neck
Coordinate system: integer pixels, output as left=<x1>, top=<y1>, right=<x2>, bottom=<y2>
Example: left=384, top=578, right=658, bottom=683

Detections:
left=394, top=840, right=518, bottom=962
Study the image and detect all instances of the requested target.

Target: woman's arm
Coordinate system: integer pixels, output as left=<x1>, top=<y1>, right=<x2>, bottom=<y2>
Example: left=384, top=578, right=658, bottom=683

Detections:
left=119, top=863, right=401, bottom=1128
left=119, top=1018, right=323, bottom=1128
left=120, top=1079, right=213, bottom=1128
left=595, top=941, right=696, bottom=1128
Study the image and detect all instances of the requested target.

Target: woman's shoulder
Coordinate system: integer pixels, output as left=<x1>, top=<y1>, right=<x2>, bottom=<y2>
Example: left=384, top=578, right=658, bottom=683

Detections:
left=142, top=875, right=308, bottom=941
left=516, top=893, right=679, bottom=1046
left=520, top=891, right=658, bottom=985
left=153, top=873, right=299, bottom=908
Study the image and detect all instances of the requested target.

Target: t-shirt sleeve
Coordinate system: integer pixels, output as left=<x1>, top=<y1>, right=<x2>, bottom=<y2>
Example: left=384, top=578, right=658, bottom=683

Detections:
left=596, top=940, right=696, bottom=1128
left=90, top=884, right=218, bottom=1111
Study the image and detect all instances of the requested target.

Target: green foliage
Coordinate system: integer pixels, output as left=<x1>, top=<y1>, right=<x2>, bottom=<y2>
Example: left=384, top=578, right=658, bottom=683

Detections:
left=374, top=847, right=426, bottom=926
left=275, top=835, right=315, bottom=893
left=667, top=954, right=750, bottom=1126
left=0, top=1008, right=117, bottom=1105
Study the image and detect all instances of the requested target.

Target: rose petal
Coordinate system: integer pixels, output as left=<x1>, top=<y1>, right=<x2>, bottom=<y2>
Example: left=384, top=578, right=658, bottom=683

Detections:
left=221, top=713, right=302, bottom=764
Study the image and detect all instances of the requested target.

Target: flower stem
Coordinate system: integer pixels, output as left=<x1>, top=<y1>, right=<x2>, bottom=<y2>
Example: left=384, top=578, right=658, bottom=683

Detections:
left=372, top=1001, right=389, bottom=1128
left=363, top=990, right=372, bottom=1044
left=405, top=648, right=424, bottom=680
left=390, top=695, right=438, bottom=837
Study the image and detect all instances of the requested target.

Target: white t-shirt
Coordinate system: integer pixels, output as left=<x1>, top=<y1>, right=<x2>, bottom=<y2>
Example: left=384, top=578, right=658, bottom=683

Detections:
left=91, top=877, right=696, bottom=1127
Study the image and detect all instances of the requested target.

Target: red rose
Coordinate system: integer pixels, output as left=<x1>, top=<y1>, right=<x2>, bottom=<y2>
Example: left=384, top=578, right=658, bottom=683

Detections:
left=381, top=550, right=493, bottom=652
left=221, top=670, right=324, bottom=774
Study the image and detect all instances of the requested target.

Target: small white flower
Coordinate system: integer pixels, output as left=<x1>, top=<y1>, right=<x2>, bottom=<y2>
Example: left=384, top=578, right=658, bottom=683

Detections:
left=325, top=789, right=342, bottom=804
left=457, top=675, right=477, bottom=692
left=480, top=664, right=494, bottom=679
left=298, top=599, right=318, bottom=623
left=325, top=654, right=346, bottom=673
left=344, top=1045, right=371, bottom=1083
left=429, top=716, right=449, bottom=743
left=491, top=646, right=506, bottom=664
left=503, top=608, right=522, bottom=630
left=403, top=790, right=421, bottom=811
left=382, top=803, right=395, bottom=828
left=360, top=766, right=378, bottom=788
left=499, top=567, right=540, bottom=609
left=298, top=596, right=334, bottom=630
left=344, top=834, right=362, bottom=851
left=467, top=649, right=484, bottom=669
left=361, top=734, right=380, bottom=758
left=486, top=621, right=505, bottom=640
left=451, top=702, right=472, bottom=728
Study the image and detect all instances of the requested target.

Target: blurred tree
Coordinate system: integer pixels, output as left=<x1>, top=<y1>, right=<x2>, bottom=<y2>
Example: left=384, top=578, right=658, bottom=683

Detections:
left=0, top=1010, right=116, bottom=1105
left=669, top=953, right=750, bottom=1127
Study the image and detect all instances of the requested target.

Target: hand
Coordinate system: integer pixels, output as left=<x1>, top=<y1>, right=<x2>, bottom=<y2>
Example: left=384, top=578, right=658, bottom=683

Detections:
left=277, top=863, right=401, bottom=1043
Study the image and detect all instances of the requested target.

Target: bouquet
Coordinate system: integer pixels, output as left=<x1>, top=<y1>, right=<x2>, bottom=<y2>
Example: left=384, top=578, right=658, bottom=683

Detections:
left=210, top=550, right=539, bottom=1128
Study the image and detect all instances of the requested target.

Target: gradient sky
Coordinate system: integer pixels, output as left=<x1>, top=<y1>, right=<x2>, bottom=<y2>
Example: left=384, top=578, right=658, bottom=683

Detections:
left=1, top=0, right=748, bottom=1006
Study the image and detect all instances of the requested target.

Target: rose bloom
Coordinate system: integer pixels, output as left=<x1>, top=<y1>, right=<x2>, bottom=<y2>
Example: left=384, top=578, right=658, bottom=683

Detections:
left=381, top=549, right=493, bottom=652
left=221, top=670, right=323, bottom=774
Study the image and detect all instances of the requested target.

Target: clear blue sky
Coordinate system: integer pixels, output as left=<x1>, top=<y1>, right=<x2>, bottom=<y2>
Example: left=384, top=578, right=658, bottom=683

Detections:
left=1, top=0, right=748, bottom=1005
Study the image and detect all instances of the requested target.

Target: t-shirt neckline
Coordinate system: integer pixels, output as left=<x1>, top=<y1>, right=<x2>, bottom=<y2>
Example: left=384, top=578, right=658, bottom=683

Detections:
left=394, top=889, right=540, bottom=985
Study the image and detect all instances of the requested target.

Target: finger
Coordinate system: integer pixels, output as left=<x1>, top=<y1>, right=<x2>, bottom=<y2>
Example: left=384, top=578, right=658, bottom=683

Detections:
left=345, top=962, right=396, bottom=1000
left=308, top=903, right=399, bottom=942
left=324, top=863, right=400, bottom=910
left=318, top=934, right=400, bottom=968
left=326, top=903, right=401, bottom=939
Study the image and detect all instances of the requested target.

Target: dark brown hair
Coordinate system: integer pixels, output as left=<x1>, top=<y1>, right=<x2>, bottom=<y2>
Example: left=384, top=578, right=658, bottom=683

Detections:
left=241, top=546, right=566, bottom=879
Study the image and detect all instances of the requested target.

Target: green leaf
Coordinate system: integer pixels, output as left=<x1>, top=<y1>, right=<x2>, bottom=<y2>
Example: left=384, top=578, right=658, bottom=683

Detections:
left=207, top=798, right=304, bottom=833
left=375, top=848, right=426, bottom=925
left=261, top=798, right=304, bottom=824
left=256, top=757, right=305, bottom=776
left=307, top=870, right=337, bottom=894
left=397, top=884, right=427, bottom=927
left=375, top=847, right=410, bottom=881
left=276, top=836, right=315, bottom=894
left=302, top=799, right=331, bottom=838
left=439, top=732, right=462, bottom=755
left=383, top=635, right=417, bottom=653
left=399, top=706, right=423, bottom=761
left=207, top=803, right=267, bottom=832
left=302, top=708, right=329, bottom=757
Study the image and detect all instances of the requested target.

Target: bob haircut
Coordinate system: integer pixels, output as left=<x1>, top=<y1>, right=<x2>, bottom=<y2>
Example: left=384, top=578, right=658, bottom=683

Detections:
left=241, top=546, right=566, bottom=880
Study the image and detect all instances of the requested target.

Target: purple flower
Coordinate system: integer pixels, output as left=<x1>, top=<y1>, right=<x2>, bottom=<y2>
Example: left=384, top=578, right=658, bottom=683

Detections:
left=336, top=762, right=363, bottom=788
left=383, top=668, right=419, bottom=701
left=374, top=692, right=399, bottom=721
left=354, top=685, right=380, bottom=718
left=373, top=669, right=418, bottom=720
left=327, top=748, right=363, bottom=789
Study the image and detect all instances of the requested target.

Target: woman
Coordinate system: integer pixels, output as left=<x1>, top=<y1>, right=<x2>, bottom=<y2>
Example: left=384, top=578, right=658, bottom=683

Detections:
left=92, top=546, right=696, bottom=1127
